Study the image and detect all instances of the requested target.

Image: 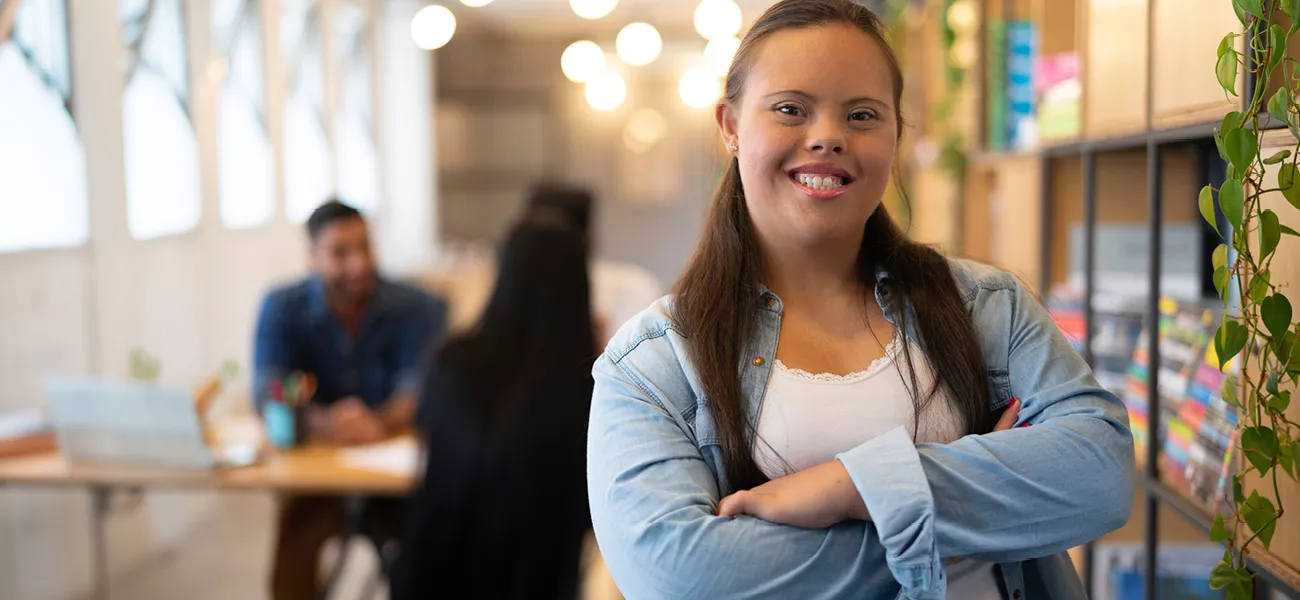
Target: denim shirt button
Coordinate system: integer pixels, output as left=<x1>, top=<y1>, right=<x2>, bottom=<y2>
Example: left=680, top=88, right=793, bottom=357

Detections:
left=1013, top=589, right=1021, bottom=599
left=765, top=298, right=776, bottom=308
left=752, top=357, right=765, bottom=367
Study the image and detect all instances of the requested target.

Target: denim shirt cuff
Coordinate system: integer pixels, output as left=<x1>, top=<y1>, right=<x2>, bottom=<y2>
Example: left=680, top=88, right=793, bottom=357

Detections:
left=836, top=426, right=946, bottom=598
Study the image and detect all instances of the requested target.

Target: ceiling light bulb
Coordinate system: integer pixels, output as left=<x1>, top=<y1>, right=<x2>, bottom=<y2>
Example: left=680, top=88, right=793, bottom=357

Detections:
left=410, top=5, right=456, bottom=50
left=562, top=40, right=606, bottom=83
left=616, top=22, right=662, bottom=67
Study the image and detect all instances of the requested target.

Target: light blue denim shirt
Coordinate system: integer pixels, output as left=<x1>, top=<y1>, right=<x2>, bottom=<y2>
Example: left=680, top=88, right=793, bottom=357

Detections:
left=586, top=258, right=1135, bottom=600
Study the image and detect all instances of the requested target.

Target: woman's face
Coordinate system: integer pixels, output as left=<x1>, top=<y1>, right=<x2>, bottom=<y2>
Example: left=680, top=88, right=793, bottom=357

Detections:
left=717, top=24, right=899, bottom=249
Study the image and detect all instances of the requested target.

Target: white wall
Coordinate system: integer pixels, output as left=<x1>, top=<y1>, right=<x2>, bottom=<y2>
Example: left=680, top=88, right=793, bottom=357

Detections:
left=0, top=0, right=434, bottom=597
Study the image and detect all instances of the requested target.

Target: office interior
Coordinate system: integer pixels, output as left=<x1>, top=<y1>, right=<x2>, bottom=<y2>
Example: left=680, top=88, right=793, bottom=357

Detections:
left=1, top=0, right=1299, bottom=598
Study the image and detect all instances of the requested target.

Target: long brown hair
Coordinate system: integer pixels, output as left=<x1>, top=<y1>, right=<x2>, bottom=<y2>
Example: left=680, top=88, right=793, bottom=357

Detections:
left=672, top=0, right=994, bottom=492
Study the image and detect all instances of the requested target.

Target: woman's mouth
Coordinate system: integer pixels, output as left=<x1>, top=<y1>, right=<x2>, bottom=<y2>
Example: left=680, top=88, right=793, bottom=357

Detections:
left=791, top=172, right=848, bottom=191
left=788, top=168, right=854, bottom=199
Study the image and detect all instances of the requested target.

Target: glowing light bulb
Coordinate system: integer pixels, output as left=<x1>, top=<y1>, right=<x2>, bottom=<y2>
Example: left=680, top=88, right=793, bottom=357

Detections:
left=410, top=5, right=456, bottom=50
left=562, top=40, right=606, bottom=83
left=679, top=68, right=720, bottom=108
left=616, top=22, right=662, bottom=67
left=694, top=0, right=742, bottom=41
left=585, top=70, right=627, bottom=111
left=703, top=36, right=739, bottom=78
left=570, top=0, right=617, bottom=20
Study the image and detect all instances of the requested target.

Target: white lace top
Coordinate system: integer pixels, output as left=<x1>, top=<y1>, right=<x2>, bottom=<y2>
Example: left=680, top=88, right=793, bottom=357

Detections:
left=753, top=336, right=1000, bottom=600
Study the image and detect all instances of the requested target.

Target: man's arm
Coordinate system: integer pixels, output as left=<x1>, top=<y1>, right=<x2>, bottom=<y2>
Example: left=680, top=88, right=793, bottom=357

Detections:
left=252, top=290, right=297, bottom=413
left=381, top=293, right=449, bottom=431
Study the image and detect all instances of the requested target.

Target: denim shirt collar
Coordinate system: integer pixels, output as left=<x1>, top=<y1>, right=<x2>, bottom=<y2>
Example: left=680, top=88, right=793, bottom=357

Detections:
left=752, top=264, right=900, bottom=325
left=305, top=274, right=398, bottom=325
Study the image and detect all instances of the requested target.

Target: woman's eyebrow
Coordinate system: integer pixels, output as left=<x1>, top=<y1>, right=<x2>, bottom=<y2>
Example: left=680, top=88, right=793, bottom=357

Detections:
left=762, top=90, right=892, bottom=110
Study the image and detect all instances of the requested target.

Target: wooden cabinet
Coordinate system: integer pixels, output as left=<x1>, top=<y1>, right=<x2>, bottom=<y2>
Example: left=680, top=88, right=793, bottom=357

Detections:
left=1150, top=0, right=1243, bottom=129
left=1083, top=0, right=1150, bottom=136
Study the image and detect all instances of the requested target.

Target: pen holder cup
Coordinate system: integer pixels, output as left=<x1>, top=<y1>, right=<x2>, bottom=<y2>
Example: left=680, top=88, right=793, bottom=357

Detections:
left=263, top=401, right=309, bottom=449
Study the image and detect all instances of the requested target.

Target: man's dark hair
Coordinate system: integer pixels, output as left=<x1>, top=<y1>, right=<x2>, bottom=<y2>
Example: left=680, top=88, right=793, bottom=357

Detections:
left=524, top=182, right=593, bottom=235
left=307, top=199, right=364, bottom=241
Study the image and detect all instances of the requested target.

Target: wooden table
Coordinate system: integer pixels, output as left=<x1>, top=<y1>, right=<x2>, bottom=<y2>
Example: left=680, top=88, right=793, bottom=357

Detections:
left=0, top=434, right=418, bottom=600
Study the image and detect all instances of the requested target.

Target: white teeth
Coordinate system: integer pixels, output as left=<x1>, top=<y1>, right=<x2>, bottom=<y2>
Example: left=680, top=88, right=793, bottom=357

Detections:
left=795, top=173, right=844, bottom=191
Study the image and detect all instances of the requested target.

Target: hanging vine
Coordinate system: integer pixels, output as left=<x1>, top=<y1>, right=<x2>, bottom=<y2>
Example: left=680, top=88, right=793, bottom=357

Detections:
left=1206, top=1, right=1300, bottom=597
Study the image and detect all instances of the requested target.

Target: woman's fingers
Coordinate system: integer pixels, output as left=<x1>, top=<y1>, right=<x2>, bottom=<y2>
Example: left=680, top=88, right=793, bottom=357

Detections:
left=716, top=491, right=750, bottom=517
left=993, top=397, right=1021, bottom=432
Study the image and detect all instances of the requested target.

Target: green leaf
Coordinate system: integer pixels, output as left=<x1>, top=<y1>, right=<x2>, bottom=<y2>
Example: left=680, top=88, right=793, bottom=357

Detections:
left=1276, top=332, right=1295, bottom=364
left=1242, top=427, right=1280, bottom=476
left=1270, top=88, right=1292, bottom=125
left=1226, top=129, right=1258, bottom=173
left=1291, top=442, right=1300, bottom=478
left=1218, top=51, right=1240, bottom=96
left=1235, top=478, right=1245, bottom=503
left=1264, top=149, right=1292, bottom=164
left=1291, top=0, right=1300, bottom=34
left=1243, top=492, right=1279, bottom=548
left=1281, top=441, right=1296, bottom=478
left=1250, top=270, right=1272, bottom=304
left=1221, top=179, right=1246, bottom=230
left=1216, top=321, right=1249, bottom=368
left=1220, top=32, right=1239, bottom=57
left=1234, top=0, right=1249, bottom=25
left=1263, top=294, right=1293, bottom=340
left=1282, top=224, right=1300, bottom=237
left=1223, top=111, right=1244, bottom=133
left=1224, top=375, right=1241, bottom=407
left=1213, top=243, right=1230, bottom=271
left=1280, top=163, right=1297, bottom=190
left=1261, top=209, right=1282, bottom=260
left=1211, top=515, right=1231, bottom=542
left=1270, top=390, right=1292, bottom=414
left=1269, top=25, right=1287, bottom=73
left=1236, top=0, right=1263, bottom=17
left=1212, top=560, right=1241, bottom=589
left=1201, top=185, right=1223, bottom=237
left=1286, top=179, right=1300, bottom=210
left=1215, top=266, right=1231, bottom=299
left=1269, top=371, right=1282, bottom=395
left=1228, top=579, right=1254, bottom=600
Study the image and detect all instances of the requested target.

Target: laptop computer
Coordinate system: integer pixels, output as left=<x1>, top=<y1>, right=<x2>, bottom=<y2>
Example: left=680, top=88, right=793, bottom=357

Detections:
left=45, top=378, right=217, bottom=470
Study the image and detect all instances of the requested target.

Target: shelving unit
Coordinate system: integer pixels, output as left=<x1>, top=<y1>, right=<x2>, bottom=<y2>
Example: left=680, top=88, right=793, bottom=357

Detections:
left=947, top=0, right=1300, bottom=598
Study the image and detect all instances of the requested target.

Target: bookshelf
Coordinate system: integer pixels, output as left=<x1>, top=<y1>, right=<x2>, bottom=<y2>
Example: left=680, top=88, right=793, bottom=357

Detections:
left=941, top=0, right=1300, bottom=598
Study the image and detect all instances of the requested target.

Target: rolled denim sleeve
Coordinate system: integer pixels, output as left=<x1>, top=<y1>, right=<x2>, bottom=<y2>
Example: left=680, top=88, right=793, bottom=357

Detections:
left=837, top=277, right=1134, bottom=575
left=588, top=352, right=905, bottom=600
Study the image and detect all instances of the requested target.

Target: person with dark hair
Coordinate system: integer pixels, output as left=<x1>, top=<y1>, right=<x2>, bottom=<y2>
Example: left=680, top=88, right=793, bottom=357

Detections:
left=524, top=182, right=664, bottom=346
left=253, top=199, right=448, bottom=600
left=586, top=1, right=1133, bottom=599
left=391, top=218, right=595, bottom=600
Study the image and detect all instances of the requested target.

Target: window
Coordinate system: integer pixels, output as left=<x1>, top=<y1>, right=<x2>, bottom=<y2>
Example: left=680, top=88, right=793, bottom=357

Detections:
left=333, top=3, right=377, bottom=213
left=121, top=0, right=202, bottom=240
left=213, top=0, right=274, bottom=229
left=282, top=0, right=332, bottom=223
left=0, top=0, right=89, bottom=253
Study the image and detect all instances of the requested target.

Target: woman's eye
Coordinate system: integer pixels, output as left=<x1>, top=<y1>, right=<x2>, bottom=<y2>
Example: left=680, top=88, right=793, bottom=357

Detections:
left=849, top=111, right=876, bottom=122
left=776, top=105, right=805, bottom=117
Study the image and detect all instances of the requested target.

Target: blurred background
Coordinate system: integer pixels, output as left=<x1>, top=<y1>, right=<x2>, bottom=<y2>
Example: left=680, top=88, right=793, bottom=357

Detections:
left=3, top=0, right=1300, bottom=598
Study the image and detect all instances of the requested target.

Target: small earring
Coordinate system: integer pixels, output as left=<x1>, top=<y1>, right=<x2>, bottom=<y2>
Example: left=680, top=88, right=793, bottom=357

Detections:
left=728, top=141, right=738, bottom=153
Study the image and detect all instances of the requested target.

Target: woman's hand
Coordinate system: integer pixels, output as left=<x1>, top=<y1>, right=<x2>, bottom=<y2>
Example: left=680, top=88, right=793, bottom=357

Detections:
left=716, top=398, right=1022, bottom=528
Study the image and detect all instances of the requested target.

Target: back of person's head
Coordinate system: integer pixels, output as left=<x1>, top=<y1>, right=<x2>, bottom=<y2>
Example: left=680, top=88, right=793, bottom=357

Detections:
left=431, top=217, right=594, bottom=434
left=307, top=199, right=364, bottom=242
left=524, top=182, right=594, bottom=237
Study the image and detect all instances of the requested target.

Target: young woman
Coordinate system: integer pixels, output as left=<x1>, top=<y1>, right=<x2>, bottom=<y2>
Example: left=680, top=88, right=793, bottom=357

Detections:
left=392, top=215, right=596, bottom=600
left=585, top=1, right=1134, bottom=599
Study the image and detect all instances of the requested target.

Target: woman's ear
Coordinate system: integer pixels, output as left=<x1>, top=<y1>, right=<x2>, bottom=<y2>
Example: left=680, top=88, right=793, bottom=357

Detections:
left=715, top=102, right=739, bottom=153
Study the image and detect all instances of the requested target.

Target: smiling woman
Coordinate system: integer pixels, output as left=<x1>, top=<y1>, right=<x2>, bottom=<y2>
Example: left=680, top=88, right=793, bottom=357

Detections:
left=585, top=0, right=1135, bottom=598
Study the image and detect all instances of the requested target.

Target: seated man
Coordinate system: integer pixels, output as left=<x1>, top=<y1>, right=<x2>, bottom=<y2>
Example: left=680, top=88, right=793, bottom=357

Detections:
left=253, top=200, right=447, bottom=600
